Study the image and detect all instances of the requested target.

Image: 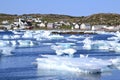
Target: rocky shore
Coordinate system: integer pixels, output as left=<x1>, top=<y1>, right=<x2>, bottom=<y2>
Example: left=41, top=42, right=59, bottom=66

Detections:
left=51, top=30, right=117, bottom=34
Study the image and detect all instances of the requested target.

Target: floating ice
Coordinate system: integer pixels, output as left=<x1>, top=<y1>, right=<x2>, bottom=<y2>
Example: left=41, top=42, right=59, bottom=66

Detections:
left=48, top=34, right=64, bottom=39
left=82, top=37, right=120, bottom=52
left=22, top=31, right=33, bottom=38
left=10, top=41, right=17, bottom=46
left=2, top=35, right=10, bottom=39
left=36, top=55, right=112, bottom=74
left=11, top=35, right=20, bottom=39
left=51, top=43, right=76, bottom=56
left=0, top=47, right=14, bottom=55
left=82, top=37, right=92, bottom=50
left=0, top=40, right=10, bottom=47
left=68, top=35, right=84, bottom=39
left=80, top=54, right=88, bottom=58
left=92, top=41, right=110, bottom=50
left=33, top=30, right=51, bottom=40
left=18, top=40, right=34, bottom=47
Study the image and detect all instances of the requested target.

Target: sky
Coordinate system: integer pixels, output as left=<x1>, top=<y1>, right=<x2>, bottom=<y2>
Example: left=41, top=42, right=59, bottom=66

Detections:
left=0, top=0, right=120, bottom=16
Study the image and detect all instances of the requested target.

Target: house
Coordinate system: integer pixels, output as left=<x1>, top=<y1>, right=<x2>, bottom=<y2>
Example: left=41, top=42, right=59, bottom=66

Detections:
left=47, top=23, right=54, bottom=29
left=54, top=22, right=62, bottom=29
left=0, top=24, right=11, bottom=30
left=103, top=26, right=117, bottom=31
left=91, top=26, right=95, bottom=31
left=74, top=24, right=80, bottom=29
left=104, top=26, right=114, bottom=30
left=59, top=21, right=65, bottom=24
left=80, top=23, right=91, bottom=30
left=37, top=23, right=46, bottom=27
left=34, top=18, right=42, bottom=23
left=0, top=25, right=7, bottom=30
left=92, top=25, right=107, bottom=31
left=5, top=25, right=12, bottom=30
left=12, top=18, right=33, bottom=30
left=115, top=25, right=120, bottom=31
left=64, top=22, right=71, bottom=26
left=0, top=20, right=11, bottom=30
left=2, top=20, right=9, bottom=25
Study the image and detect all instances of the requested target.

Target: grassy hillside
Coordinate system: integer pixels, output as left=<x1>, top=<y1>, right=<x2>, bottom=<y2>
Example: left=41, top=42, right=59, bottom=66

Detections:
left=0, top=13, right=18, bottom=23
left=83, top=13, right=120, bottom=26
left=0, top=13, right=120, bottom=26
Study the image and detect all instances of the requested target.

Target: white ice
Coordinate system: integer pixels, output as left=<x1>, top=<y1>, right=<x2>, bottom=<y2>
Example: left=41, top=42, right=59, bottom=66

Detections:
left=36, top=55, right=113, bottom=74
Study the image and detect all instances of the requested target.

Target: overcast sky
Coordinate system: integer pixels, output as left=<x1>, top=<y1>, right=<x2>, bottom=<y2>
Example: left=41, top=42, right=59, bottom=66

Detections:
left=0, top=0, right=120, bottom=16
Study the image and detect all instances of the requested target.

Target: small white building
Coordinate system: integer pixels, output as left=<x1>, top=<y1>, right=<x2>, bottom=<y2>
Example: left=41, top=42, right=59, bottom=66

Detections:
left=115, top=25, right=120, bottom=31
left=47, top=23, right=54, bottom=29
left=37, top=23, right=46, bottom=27
left=80, top=23, right=91, bottom=30
left=74, top=24, right=80, bottom=29
left=59, top=21, right=65, bottom=24
left=0, top=24, right=11, bottom=30
left=92, top=25, right=107, bottom=31
left=34, top=18, right=42, bottom=23
left=2, top=20, right=9, bottom=25
left=13, top=18, right=32, bottom=30
left=103, top=26, right=117, bottom=31
left=64, top=22, right=71, bottom=26
left=40, top=23, right=46, bottom=27
left=91, top=26, right=95, bottom=31
left=104, top=26, right=114, bottom=30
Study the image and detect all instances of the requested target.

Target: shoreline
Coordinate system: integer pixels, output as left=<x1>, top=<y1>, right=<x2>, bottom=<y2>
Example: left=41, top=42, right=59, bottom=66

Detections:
left=51, top=30, right=96, bottom=34
left=0, top=29, right=118, bottom=34
left=51, top=30, right=118, bottom=34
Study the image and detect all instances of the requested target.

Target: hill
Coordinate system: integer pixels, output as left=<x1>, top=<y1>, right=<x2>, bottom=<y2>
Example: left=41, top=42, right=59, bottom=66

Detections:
left=0, top=13, right=18, bottom=23
left=83, top=13, right=120, bottom=26
left=0, top=13, right=120, bottom=26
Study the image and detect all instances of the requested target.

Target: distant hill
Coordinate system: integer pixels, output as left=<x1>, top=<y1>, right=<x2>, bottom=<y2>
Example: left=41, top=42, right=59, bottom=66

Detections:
left=0, top=13, right=120, bottom=26
left=0, top=13, right=17, bottom=23
left=20, top=14, right=80, bottom=22
left=83, top=13, right=120, bottom=26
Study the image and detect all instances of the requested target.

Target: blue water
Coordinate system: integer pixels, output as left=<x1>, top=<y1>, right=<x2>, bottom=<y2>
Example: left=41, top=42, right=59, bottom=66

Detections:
left=0, top=31, right=120, bottom=80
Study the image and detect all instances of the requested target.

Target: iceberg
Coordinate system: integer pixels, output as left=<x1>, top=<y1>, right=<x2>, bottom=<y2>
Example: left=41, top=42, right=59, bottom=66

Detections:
left=22, top=31, right=33, bottom=38
left=51, top=43, right=76, bottom=56
left=17, top=40, right=34, bottom=47
left=48, top=34, right=64, bottom=39
left=0, top=40, right=10, bottom=47
left=0, top=47, right=15, bottom=55
left=36, top=55, right=112, bottom=74
left=82, top=37, right=92, bottom=50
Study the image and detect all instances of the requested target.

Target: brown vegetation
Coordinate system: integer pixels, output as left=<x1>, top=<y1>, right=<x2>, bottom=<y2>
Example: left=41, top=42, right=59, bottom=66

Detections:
left=0, top=13, right=120, bottom=26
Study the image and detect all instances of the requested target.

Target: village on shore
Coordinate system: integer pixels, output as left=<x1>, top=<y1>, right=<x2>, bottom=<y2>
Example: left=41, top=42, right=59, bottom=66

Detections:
left=0, top=15, right=120, bottom=33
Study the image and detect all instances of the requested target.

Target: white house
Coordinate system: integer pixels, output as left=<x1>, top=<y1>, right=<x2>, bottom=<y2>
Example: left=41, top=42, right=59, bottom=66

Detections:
left=34, top=18, right=42, bottom=23
left=38, top=23, right=46, bottom=27
left=13, top=18, right=32, bottom=30
left=91, top=26, right=95, bottom=31
left=59, top=21, right=64, bottom=24
left=92, top=25, right=107, bottom=31
left=40, top=23, right=46, bottom=27
left=74, top=24, right=80, bottom=29
left=104, top=26, right=114, bottom=30
left=80, top=23, right=91, bottom=30
left=64, top=22, right=71, bottom=26
left=47, top=23, right=54, bottom=29
left=2, top=20, right=9, bottom=25
left=115, top=25, right=120, bottom=31
left=0, top=24, right=11, bottom=30
left=103, top=26, right=117, bottom=31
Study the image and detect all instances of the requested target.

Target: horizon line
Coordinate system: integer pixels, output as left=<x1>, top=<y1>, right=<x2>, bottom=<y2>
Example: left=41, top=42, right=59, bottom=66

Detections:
left=0, top=12, right=120, bottom=17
